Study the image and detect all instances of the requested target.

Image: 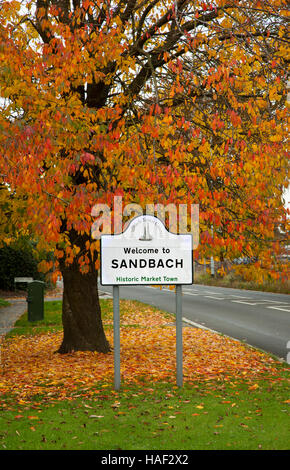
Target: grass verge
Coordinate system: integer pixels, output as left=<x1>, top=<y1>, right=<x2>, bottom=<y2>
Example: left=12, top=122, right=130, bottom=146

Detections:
left=195, top=273, right=290, bottom=294
left=0, top=298, right=10, bottom=308
left=0, top=379, right=289, bottom=450
left=0, top=299, right=289, bottom=451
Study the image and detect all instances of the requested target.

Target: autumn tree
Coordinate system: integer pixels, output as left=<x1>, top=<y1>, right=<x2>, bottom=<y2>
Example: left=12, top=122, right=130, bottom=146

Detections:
left=0, top=1, right=288, bottom=353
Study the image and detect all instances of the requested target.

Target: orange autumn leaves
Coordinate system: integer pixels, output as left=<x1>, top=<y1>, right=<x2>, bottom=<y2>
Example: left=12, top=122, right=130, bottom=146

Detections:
left=0, top=0, right=288, bottom=280
left=0, top=301, right=284, bottom=403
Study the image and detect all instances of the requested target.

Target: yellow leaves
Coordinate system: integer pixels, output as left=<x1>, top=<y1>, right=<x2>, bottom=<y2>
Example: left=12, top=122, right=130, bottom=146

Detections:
left=82, top=0, right=93, bottom=11
left=256, top=98, right=268, bottom=109
left=51, top=271, right=61, bottom=284
left=198, top=140, right=210, bottom=156
left=0, top=301, right=282, bottom=404
left=163, top=51, right=170, bottom=62
left=269, top=86, right=281, bottom=102
left=270, top=134, right=282, bottom=143
left=0, top=0, right=288, bottom=284
left=249, top=384, right=259, bottom=391
left=220, top=18, right=232, bottom=29
left=74, top=245, right=81, bottom=255
left=38, top=260, right=54, bottom=272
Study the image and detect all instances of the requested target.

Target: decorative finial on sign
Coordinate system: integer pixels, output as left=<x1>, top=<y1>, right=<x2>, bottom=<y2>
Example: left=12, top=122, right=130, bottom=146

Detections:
left=139, top=221, right=153, bottom=241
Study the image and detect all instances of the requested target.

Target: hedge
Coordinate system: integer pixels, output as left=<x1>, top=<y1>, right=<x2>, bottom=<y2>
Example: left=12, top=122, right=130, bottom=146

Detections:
left=0, top=244, right=45, bottom=291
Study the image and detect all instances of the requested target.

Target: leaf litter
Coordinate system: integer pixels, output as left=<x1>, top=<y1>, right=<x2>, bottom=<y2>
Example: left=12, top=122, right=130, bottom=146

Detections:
left=0, top=300, right=288, bottom=404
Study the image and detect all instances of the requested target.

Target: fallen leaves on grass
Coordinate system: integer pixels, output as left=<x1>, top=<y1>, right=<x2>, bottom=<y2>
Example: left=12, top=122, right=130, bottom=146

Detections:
left=0, top=301, right=287, bottom=404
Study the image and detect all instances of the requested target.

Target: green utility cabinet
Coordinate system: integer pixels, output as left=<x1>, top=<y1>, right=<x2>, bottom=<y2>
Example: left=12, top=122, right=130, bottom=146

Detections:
left=27, top=280, right=45, bottom=322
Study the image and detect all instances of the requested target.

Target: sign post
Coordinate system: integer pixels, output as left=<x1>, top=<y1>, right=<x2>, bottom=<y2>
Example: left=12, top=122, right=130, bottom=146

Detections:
left=100, top=215, right=193, bottom=390
left=175, top=284, right=183, bottom=387
left=113, top=285, right=121, bottom=391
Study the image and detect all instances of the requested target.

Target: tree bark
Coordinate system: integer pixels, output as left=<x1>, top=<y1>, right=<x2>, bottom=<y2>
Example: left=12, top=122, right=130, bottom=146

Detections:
left=57, top=263, right=111, bottom=354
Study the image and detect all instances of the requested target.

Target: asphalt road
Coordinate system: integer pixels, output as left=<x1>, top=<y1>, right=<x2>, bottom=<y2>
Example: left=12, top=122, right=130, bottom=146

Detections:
left=99, top=283, right=290, bottom=361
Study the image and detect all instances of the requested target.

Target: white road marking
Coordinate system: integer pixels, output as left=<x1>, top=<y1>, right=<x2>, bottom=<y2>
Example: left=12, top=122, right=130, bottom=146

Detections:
left=99, top=291, right=113, bottom=298
left=231, top=300, right=267, bottom=306
left=231, top=299, right=290, bottom=308
left=204, top=295, right=225, bottom=300
left=182, top=317, right=219, bottom=334
left=228, top=295, right=254, bottom=299
left=132, top=287, right=290, bottom=313
left=267, top=306, right=290, bottom=313
left=203, top=290, right=223, bottom=295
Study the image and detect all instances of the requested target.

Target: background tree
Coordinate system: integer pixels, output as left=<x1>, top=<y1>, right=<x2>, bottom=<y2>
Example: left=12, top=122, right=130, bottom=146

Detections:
left=0, top=0, right=288, bottom=353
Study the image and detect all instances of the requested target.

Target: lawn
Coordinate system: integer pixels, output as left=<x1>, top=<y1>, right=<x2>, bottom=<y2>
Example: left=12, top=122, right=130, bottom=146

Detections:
left=0, top=379, right=289, bottom=451
left=0, top=298, right=10, bottom=308
left=0, top=299, right=289, bottom=451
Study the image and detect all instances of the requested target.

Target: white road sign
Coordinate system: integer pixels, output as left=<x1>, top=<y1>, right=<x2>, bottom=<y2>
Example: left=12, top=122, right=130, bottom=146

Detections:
left=100, top=215, right=193, bottom=285
left=14, top=277, right=33, bottom=283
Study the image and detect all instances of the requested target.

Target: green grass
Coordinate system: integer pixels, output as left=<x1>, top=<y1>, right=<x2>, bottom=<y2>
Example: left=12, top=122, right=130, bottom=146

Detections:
left=6, top=300, right=63, bottom=337
left=0, top=379, right=289, bottom=450
left=1, top=298, right=289, bottom=450
left=6, top=298, right=173, bottom=337
left=0, top=298, right=10, bottom=308
left=6, top=299, right=115, bottom=337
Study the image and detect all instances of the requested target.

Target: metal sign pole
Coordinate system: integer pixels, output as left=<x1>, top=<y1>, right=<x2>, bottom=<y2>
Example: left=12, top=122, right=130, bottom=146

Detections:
left=113, top=285, right=121, bottom=391
left=99, top=215, right=194, bottom=391
left=176, top=284, right=183, bottom=387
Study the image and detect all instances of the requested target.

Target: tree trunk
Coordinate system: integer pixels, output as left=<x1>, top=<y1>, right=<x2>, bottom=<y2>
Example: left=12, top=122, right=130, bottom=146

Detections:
left=57, top=263, right=111, bottom=354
